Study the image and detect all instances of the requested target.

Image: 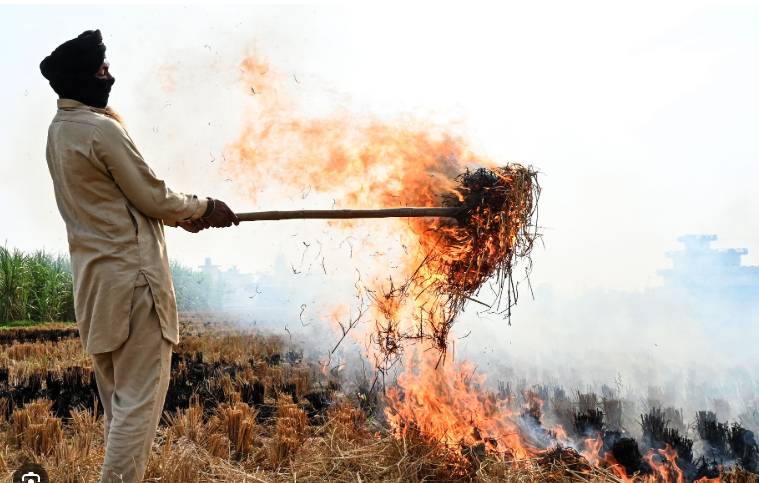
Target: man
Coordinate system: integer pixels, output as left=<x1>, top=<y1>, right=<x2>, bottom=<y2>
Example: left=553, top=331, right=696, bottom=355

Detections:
left=40, top=30, right=238, bottom=482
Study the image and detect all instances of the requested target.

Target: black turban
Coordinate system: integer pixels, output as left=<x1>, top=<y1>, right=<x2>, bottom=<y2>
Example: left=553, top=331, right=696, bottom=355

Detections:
left=40, top=30, right=115, bottom=108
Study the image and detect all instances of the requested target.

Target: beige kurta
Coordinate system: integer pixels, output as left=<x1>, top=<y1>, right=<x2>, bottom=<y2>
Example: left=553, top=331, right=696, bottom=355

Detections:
left=46, top=98, right=204, bottom=354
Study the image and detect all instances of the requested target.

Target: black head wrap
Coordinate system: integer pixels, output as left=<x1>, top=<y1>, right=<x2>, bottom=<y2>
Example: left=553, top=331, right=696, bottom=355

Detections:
left=40, top=30, right=115, bottom=108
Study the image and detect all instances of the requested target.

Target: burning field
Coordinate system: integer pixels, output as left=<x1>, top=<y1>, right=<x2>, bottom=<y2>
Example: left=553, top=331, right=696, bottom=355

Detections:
left=223, top=54, right=758, bottom=481
left=1, top=52, right=757, bottom=482
left=0, top=320, right=757, bottom=482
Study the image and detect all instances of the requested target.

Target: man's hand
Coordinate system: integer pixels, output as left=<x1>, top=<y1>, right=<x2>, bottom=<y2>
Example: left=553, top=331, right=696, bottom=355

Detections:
left=201, top=198, right=240, bottom=228
left=177, top=198, right=239, bottom=233
left=178, top=219, right=209, bottom=233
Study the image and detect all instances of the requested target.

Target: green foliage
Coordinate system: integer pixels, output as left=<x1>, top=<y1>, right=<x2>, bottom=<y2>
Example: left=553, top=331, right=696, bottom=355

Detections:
left=1, top=247, right=213, bottom=323
left=170, top=260, right=216, bottom=312
left=0, top=246, right=29, bottom=322
left=0, top=246, right=75, bottom=323
left=26, top=251, right=75, bottom=322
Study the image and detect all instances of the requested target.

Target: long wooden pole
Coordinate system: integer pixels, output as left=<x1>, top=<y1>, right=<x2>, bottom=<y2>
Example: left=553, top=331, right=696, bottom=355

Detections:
left=235, top=207, right=462, bottom=222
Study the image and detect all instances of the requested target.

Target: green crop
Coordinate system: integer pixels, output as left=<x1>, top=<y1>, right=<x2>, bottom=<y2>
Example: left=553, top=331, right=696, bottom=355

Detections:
left=0, top=246, right=75, bottom=323
left=1, top=246, right=215, bottom=323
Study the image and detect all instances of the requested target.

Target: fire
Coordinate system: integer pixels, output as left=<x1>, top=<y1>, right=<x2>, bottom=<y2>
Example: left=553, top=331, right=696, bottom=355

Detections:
left=218, top=51, right=750, bottom=483
left=225, top=55, right=540, bottom=464
left=643, top=446, right=685, bottom=483
left=551, top=424, right=569, bottom=442
left=385, top=356, right=535, bottom=460
left=605, top=453, right=635, bottom=483
left=225, top=57, right=537, bottom=348
left=581, top=436, right=603, bottom=467
left=226, top=58, right=469, bottom=212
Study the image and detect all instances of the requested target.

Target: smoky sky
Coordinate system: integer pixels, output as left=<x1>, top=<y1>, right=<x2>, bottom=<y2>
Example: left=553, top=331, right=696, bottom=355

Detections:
left=2, top=3, right=758, bottom=294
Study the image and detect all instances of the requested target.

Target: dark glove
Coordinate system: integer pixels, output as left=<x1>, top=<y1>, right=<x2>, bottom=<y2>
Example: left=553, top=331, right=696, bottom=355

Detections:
left=200, top=198, right=240, bottom=228
left=178, top=219, right=209, bottom=233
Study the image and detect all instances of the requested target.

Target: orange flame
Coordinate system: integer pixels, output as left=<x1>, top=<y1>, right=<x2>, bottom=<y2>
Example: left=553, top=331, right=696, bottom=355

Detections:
left=385, top=356, right=535, bottom=460
left=551, top=424, right=569, bottom=443
left=226, top=59, right=476, bottom=212
left=224, top=55, right=503, bottom=354
left=222, top=55, right=721, bottom=480
left=604, top=453, right=635, bottom=483
left=223, top=56, right=531, bottom=459
left=581, top=436, right=603, bottom=467
left=224, top=55, right=546, bottom=467
left=643, top=446, right=685, bottom=483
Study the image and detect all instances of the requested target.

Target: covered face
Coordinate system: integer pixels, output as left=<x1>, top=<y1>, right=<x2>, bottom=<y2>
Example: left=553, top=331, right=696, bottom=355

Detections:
left=40, top=29, right=115, bottom=108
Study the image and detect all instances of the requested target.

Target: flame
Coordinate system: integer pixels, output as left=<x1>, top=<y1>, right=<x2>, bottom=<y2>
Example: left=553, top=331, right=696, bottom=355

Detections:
left=604, top=453, right=635, bottom=483
left=225, top=56, right=515, bottom=354
left=222, top=54, right=571, bottom=469
left=222, top=55, right=736, bottom=480
left=580, top=436, right=603, bottom=467
left=385, top=356, right=536, bottom=460
left=643, top=446, right=685, bottom=483
left=224, top=56, right=528, bottom=459
left=226, top=59, right=473, bottom=212
left=551, top=424, right=569, bottom=443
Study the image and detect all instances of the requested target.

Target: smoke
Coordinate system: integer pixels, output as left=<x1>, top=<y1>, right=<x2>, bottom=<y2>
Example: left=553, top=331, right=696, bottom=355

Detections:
left=2, top=6, right=757, bottom=477
left=176, top=230, right=759, bottom=441
left=125, top=34, right=759, bottom=432
left=15, top=6, right=749, bottom=443
left=451, top=272, right=759, bottom=434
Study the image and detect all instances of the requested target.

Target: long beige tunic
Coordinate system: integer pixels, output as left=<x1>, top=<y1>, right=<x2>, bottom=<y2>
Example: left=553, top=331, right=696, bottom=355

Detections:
left=45, top=98, right=204, bottom=354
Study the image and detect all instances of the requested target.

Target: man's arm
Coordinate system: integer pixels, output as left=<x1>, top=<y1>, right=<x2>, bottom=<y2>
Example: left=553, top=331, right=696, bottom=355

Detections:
left=92, top=118, right=206, bottom=224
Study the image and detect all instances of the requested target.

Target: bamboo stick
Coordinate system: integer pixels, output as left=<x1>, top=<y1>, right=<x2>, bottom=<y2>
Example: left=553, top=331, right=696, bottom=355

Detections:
left=235, top=207, right=463, bottom=222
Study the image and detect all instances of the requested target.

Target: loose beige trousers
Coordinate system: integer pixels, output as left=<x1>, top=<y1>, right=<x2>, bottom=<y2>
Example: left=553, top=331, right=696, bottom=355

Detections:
left=91, top=275, right=172, bottom=483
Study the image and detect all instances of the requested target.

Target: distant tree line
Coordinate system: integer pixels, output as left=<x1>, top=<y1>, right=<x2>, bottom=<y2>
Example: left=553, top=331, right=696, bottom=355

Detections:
left=0, top=247, right=215, bottom=323
left=169, top=260, right=219, bottom=312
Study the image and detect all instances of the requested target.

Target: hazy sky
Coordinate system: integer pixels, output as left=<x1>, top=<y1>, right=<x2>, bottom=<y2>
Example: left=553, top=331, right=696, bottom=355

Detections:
left=2, top=2, right=758, bottom=294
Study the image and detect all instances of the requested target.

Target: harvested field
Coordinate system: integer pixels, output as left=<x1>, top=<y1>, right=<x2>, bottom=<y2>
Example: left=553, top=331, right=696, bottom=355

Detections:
left=0, top=320, right=755, bottom=482
left=0, top=322, right=78, bottom=345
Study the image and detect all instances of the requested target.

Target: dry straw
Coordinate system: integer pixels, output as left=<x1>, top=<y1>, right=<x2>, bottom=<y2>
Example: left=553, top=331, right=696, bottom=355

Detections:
left=374, top=164, right=540, bottom=361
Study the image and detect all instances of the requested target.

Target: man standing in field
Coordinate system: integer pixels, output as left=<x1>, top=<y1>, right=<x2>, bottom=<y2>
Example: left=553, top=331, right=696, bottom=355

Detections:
left=40, top=30, right=238, bottom=482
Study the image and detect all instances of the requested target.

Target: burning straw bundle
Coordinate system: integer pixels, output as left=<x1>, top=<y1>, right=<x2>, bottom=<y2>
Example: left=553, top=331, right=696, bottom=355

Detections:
left=441, top=165, right=540, bottom=312
left=236, top=163, right=540, bottom=361
left=374, top=164, right=540, bottom=360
